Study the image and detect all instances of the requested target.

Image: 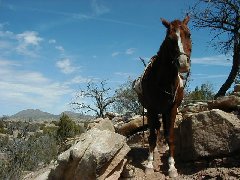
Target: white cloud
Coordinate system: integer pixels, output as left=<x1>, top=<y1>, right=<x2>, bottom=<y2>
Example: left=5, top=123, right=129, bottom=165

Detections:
left=0, top=59, right=72, bottom=111
left=115, top=72, right=134, bottom=78
left=191, top=55, right=232, bottom=66
left=16, top=31, right=42, bottom=45
left=112, top=48, right=136, bottom=57
left=55, top=45, right=65, bottom=53
left=66, top=76, right=91, bottom=85
left=14, top=31, right=43, bottom=57
left=111, top=51, right=120, bottom=57
left=56, top=58, right=78, bottom=74
left=125, top=48, right=136, bottom=55
left=192, top=73, right=228, bottom=79
left=0, top=30, right=14, bottom=38
left=48, top=39, right=56, bottom=44
left=91, top=0, right=110, bottom=16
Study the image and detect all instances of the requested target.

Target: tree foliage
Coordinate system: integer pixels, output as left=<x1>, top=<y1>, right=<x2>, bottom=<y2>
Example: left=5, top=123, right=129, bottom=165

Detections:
left=71, top=80, right=115, bottom=118
left=113, top=79, right=142, bottom=115
left=190, top=0, right=240, bottom=98
left=57, top=113, right=82, bottom=142
left=185, top=82, right=215, bottom=102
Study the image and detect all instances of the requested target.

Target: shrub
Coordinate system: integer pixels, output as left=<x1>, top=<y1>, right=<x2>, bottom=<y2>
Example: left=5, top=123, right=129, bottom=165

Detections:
left=185, top=82, right=215, bottom=102
left=0, top=134, right=58, bottom=179
left=57, top=113, right=82, bottom=142
left=42, top=126, right=58, bottom=137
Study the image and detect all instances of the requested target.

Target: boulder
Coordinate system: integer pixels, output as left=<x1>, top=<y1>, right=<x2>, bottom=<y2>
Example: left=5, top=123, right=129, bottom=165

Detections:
left=105, top=112, right=120, bottom=120
left=116, top=115, right=148, bottom=137
left=177, top=109, right=240, bottom=161
left=48, top=128, right=130, bottom=180
left=87, top=118, right=115, bottom=132
left=181, top=102, right=208, bottom=114
left=208, top=95, right=240, bottom=112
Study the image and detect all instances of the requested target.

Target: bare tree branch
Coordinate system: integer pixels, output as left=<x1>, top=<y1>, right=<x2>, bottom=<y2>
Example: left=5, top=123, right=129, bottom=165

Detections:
left=71, top=80, right=115, bottom=118
left=190, top=0, right=240, bottom=97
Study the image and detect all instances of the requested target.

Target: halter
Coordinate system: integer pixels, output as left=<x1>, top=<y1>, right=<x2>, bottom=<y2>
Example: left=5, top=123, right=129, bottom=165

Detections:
left=172, top=52, right=190, bottom=67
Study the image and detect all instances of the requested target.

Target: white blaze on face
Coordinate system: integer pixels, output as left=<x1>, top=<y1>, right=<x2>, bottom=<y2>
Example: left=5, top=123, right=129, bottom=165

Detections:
left=176, top=29, right=185, bottom=54
left=176, top=29, right=189, bottom=73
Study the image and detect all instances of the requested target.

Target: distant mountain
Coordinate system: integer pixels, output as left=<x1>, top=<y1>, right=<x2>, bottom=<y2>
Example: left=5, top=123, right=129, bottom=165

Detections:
left=61, top=111, right=93, bottom=121
left=9, top=109, right=93, bottom=121
left=11, top=109, right=57, bottom=121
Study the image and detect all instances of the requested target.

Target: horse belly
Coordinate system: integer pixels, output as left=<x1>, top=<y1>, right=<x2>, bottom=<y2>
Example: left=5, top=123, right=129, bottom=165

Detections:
left=145, top=92, right=174, bottom=113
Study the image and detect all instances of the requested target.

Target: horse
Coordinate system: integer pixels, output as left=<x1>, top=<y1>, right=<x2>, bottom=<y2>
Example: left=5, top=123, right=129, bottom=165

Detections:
left=133, top=16, right=192, bottom=177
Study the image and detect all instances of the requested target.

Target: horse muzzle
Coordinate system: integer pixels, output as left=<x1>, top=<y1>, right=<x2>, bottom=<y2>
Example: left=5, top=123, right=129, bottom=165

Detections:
left=178, top=54, right=190, bottom=73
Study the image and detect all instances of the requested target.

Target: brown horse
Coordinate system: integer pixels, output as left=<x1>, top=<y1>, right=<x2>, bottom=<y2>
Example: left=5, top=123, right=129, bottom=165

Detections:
left=133, top=16, right=192, bottom=177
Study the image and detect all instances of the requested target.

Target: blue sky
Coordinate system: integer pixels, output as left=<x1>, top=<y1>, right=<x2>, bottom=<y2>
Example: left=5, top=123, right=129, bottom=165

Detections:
left=0, top=0, right=232, bottom=116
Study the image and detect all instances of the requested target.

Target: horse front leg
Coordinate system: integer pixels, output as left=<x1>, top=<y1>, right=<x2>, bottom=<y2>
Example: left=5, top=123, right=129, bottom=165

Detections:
left=167, top=103, right=178, bottom=178
left=145, top=111, right=160, bottom=174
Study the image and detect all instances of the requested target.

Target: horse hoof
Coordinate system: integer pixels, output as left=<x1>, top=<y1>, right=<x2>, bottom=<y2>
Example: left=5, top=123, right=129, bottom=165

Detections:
left=145, top=167, right=154, bottom=174
left=169, top=168, right=178, bottom=178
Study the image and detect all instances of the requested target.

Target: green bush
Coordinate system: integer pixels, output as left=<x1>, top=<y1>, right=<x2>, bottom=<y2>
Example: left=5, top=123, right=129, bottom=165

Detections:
left=185, top=82, right=215, bottom=102
left=42, top=126, right=58, bottom=137
left=0, top=127, right=7, bottom=134
left=57, top=114, right=83, bottom=142
left=113, top=79, right=142, bottom=115
left=0, top=134, right=58, bottom=179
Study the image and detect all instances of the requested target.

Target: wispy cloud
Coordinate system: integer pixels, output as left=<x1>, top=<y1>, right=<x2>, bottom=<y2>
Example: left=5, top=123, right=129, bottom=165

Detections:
left=125, top=48, right=136, bottom=55
left=48, top=39, right=66, bottom=54
left=55, top=45, right=65, bottom=53
left=192, top=73, right=228, bottom=79
left=0, top=59, right=72, bottom=111
left=191, top=55, right=232, bottom=66
left=56, top=58, right=78, bottom=74
left=16, top=31, right=42, bottom=45
left=65, top=75, right=92, bottom=85
left=48, top=39, right=56, bottom=44
left=0, top=29, right=43, bottom=57
left=115, top=72, right=134, bottom=78
left=112, top=48, right=137, bottom=57
left=111, top=51, right=120, bottom=57
left=3, top=2, right=148, bottom=30
left=16, top=31, right=43, bottom=57
left=91, top=0, right=110, bottom=16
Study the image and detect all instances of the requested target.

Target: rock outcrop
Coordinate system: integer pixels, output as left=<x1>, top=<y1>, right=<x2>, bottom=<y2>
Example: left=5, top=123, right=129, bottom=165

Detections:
left=48, top=128, right=130, bottom=180
left=177, top=109, right=240, bottom=161
left=207, top=84, right=240, bottom=113
left=181, top=102, right=208, bottom=114
left=116, top=115, right=148, bottom=137
left=87, top=118, right=115, bottom=132
left=208, top=95, right=240, bottom=112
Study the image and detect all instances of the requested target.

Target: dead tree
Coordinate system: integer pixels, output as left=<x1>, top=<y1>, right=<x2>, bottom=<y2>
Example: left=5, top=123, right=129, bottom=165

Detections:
left=71, top=80, right=115, bottom=118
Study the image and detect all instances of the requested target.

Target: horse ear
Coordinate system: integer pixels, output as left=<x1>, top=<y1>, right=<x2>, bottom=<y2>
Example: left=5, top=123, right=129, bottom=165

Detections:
left=161, top=18, right=170, bottom=28
left=183, top=15, right=190, bottom=25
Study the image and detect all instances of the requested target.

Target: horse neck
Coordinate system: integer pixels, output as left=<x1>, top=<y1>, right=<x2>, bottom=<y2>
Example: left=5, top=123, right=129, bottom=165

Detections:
left=155, top=40, right=178, bottom=80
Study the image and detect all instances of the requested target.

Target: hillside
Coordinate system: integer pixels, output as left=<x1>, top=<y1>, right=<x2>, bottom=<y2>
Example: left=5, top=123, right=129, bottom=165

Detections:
left=7, top=109, right=93, bottom=121
left=10, top=109, right=57, bottom=121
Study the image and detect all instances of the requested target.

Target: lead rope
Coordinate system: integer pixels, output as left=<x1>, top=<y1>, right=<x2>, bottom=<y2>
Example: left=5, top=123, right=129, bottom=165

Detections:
left=139, top=56, right=147, bottom=148
left=142, top=104, right=145, bottom=147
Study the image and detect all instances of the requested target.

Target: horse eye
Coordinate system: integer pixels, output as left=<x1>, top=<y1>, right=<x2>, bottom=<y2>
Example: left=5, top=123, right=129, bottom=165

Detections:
left=187, top=33, right=191, bottom=38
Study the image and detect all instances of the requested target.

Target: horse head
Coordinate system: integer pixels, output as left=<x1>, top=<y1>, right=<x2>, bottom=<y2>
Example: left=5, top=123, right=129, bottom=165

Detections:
left=161, top=16, right=192, bottom=73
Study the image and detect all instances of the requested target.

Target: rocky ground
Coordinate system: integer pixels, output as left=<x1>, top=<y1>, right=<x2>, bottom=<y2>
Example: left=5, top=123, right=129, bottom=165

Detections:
left=122, top=132, right=240, bottom=180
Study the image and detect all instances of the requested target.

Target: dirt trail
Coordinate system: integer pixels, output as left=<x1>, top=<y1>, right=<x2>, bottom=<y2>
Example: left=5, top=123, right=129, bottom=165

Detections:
left=122, top=133, right=240, bottom=180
